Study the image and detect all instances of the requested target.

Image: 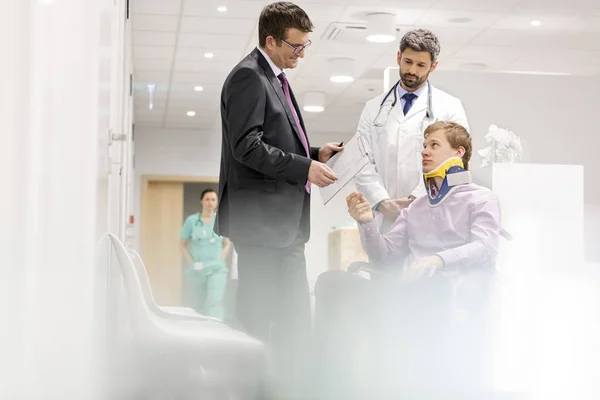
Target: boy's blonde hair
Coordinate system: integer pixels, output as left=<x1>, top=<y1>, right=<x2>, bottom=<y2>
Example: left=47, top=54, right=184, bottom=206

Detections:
left=424, top=121, right=472, bottom=170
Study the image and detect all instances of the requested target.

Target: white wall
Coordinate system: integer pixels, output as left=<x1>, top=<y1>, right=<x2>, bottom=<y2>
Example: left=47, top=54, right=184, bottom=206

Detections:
left=131, top=127, right=222, bottom=250
left=0, top=0, right=133, bottom=398
left=586, top=204, right=600, bottom=262
left=430, top=71, right=600, bottom=204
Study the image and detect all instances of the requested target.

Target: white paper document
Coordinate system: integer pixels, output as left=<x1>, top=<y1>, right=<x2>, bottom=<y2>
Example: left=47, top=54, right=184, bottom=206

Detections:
left=319, top=133, right=370, bottom=205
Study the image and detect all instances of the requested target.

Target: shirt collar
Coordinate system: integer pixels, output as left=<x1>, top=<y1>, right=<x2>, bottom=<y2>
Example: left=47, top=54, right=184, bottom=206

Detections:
left=257, top=47, right=283, bottom=78
left=397, top=80, right=428, bottom=100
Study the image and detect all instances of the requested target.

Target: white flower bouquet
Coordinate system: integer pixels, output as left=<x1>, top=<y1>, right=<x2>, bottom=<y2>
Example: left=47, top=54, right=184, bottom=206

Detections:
left=478, top=125, right=523, bottom=167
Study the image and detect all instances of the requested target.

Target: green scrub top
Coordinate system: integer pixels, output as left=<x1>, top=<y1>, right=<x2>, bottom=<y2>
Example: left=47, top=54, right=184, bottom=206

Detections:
left=180, top=213, right=225, bottom=269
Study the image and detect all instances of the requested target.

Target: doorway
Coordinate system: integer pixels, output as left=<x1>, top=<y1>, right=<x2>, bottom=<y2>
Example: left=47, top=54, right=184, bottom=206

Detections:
left=139, top=175, right=218, bottom=306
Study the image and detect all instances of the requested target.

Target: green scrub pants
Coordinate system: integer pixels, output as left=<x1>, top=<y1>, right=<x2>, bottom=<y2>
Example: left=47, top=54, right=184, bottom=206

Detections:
left=183, top=262, right=228, bottom=320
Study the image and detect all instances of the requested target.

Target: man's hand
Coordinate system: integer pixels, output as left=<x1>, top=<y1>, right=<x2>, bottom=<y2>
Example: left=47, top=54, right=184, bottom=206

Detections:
left=377, top=197, right=413, bottom=221
left=308, top=161, right=338, bottom=187
left=404, top=255, right=444, bottom=282
left=409, top=255, right=444, bottom=270
left=318, top=142, right=345, bottom=163
left=346, top=192, right=374, bottom=224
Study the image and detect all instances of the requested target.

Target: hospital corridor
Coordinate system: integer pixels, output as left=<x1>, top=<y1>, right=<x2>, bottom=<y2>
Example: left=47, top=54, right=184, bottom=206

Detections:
left=2, top=0, right=600, bottom=399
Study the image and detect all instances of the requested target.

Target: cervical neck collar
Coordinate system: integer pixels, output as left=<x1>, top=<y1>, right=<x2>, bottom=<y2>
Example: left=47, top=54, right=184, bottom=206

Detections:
left=423, top=157, right=472, bottom=206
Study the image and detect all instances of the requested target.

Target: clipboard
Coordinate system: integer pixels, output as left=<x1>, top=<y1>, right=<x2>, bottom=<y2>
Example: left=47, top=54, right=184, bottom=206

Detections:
left=319, top=133, right=370, bottom=205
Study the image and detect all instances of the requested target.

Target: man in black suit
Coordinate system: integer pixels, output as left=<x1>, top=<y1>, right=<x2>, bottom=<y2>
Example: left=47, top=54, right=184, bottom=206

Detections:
left=215, top=1, right=342, bottom=398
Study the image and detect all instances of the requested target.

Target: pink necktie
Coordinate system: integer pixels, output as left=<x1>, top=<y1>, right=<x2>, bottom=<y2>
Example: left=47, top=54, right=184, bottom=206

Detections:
left=278, top=72, right=311, bottom=193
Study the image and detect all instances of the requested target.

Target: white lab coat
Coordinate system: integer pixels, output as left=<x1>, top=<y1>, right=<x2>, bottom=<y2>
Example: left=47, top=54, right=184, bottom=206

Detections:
left=354, top=81, right=469, bottom=206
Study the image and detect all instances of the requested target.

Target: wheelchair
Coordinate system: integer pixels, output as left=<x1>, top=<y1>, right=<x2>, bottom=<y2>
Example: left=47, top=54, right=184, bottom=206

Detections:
left=314, top=259, right=497, bottom=400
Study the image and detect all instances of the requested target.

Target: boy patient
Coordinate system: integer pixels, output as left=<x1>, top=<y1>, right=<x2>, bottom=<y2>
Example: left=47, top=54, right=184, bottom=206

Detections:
left=316, top=121, right=501, bottom=398
left=348, top=120, right=501, bottom=277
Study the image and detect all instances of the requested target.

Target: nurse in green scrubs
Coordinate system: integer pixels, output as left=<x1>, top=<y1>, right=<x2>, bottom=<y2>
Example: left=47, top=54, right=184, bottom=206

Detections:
left=179, top=188, right=230, bottom=320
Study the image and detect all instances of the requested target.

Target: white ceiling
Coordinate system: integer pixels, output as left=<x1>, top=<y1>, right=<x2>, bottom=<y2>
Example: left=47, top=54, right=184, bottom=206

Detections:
left=132, top=0, right=600, bottom=133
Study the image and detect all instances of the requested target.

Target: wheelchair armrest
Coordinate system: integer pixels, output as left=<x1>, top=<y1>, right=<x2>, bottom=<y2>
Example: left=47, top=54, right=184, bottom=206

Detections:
left=346, top=261, right=370, bottom=274
left=500, top=228, right=513, bottom=241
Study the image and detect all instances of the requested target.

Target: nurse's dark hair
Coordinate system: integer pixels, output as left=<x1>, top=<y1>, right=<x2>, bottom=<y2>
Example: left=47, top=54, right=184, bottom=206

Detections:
left=424, top=121, right=472, bottom=170
left=400, top=29, right=441, bottom=63
left=258, top=2, right=314, bottom=47
left=200, top=188, right=217, bottom=200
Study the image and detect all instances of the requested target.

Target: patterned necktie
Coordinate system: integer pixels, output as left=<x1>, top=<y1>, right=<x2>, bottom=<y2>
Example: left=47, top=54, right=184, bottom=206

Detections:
left=402, top=92, right=417, bottom=116
left=278, top=72, right=311, bottom=193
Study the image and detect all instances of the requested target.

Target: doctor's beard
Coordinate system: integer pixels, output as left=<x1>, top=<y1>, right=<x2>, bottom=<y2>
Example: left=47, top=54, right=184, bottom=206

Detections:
left=400, top=71, right=429, bottom=90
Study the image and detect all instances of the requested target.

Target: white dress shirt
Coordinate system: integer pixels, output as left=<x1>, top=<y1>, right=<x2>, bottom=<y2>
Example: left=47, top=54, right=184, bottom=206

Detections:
left=257, top=47, right=283, bottom=87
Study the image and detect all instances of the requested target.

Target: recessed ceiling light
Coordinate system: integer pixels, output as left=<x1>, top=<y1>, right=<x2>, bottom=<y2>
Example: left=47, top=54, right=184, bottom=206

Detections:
left=330, top=75, right=354, bottom=83
left=328, top=58, right=355, bottom=83
left=217, top=6, right=227, bottom=12
left=187, top=111, right=196, bottom=117
left=530, top=20, right=541, bottom=27
left=366, top=34, right=396, bottom=43
left=194, top=86, right=204, bottom=91
left=303, top=105, right=325, bottom=113
left=303, top=91, right=325, bottom=113
left=365, top=13, right=397, bottom=43
left=146, top=83, right=156, bottom=110
left=204, top=52, right=214, bottom=59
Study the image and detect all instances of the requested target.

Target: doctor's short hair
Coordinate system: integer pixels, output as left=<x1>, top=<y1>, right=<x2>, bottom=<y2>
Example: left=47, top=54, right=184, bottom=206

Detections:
left=258, top=2, right=314, bottom=47
left=400, top=29, right=441, bottom=63
left=424, top=121, right=472, bottom=170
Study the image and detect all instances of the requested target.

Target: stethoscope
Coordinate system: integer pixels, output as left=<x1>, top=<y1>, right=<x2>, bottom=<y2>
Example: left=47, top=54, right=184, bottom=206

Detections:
left=373, top=80, right=434, bottom=127
left=191, top=216, right=216, bottom=242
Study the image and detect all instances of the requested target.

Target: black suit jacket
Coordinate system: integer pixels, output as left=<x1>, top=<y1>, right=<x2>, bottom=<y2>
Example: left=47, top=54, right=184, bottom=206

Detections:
left=215, top=48, right=320, bottom=248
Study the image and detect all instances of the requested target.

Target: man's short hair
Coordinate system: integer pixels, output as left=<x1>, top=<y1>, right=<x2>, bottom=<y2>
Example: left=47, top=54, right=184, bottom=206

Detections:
left=424, top=121, right=472, bottom=170
left=258, top=2, right=314, bottom=47
left=399, top=29, right=441, bottom=63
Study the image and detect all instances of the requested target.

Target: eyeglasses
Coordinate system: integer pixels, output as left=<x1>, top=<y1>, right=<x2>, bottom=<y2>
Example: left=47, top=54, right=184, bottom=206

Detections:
left=281, top=39, right=312, bottom=55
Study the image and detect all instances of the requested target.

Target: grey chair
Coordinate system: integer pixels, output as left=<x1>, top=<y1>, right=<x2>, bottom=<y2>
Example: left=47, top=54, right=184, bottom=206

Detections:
left=106, top=233, right=265, bottom=400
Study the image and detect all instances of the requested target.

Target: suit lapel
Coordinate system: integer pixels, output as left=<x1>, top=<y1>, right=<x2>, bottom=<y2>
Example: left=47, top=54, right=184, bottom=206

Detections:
left=253, top=49, right=307, bottom=146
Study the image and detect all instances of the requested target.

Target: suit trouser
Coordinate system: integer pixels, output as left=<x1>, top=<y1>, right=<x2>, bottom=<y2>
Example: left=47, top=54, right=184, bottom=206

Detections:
left=234, top=201, right=313, bottom=398
left=314, top=270, right=494, bottom=399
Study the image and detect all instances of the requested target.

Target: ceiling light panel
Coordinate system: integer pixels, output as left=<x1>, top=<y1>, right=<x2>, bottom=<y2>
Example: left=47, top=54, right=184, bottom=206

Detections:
left=179, top=17, right=257, bottom=36
left=133, top=15, right=179, bottom=32
left=365, top=13, right=396, bottom=43
left=133, top=31, right=178, bottom=47
left=134, top=46, right=174, bottom=59
left=183, top=0, right=265, bottom=18
left=178, top=33, right=249, bottom=50
left=132, top=0, right=181, bottom=15
left=415, top=9, right=503, bottom=29
left=303, top=91, right=326, bottom=113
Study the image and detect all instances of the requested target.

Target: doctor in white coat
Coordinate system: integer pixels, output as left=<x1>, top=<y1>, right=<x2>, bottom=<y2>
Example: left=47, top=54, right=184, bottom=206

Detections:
left=355, top=29, right=469, bottom=224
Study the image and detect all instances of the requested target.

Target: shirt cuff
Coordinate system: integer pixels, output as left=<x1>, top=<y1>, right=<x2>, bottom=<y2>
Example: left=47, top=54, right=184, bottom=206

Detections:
left=358, top=218, right=379, bottom=237
left=435, top=250, right=459, bottom=272
left=361, top=188, right=389, bottom=210
left=372, top=199, right=386, bottom=211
